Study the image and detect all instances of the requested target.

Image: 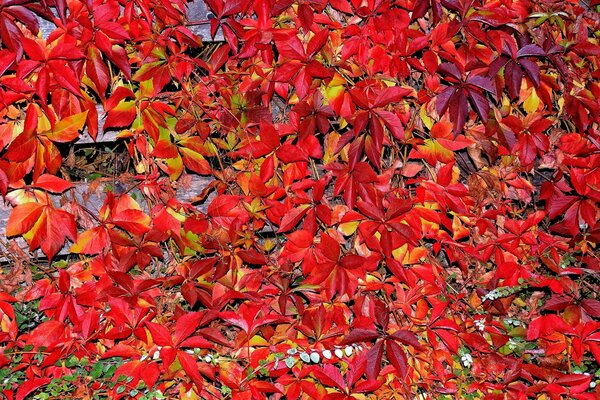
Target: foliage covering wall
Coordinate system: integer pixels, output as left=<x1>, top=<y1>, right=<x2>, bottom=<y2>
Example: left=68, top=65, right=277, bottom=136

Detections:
left=0, top=0, right=599, bottom=398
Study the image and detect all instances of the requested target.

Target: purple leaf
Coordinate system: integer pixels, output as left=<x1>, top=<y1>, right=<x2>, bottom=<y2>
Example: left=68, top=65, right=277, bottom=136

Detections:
left=505, top=61, right=522, bottom=100
left=489, top=55, right=509, bottom=76
left=448, top=89, right=468, bottom=134
left=435, top=86, right=456, bottom=117
left=468, top=89, right=490, bottom=122
left=341, top=328, right=380, bottom=344
left=466, top=75, right=496, bottom=97
left=520, top=59, right=541, bottom=87
left=438, top=62, right=462, bottom=80
left=517, top=44, right=545, bottom=58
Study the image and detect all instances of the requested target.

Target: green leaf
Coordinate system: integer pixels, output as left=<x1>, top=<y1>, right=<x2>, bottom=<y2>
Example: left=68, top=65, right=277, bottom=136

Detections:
left=285, top=357, right=295, bottom=368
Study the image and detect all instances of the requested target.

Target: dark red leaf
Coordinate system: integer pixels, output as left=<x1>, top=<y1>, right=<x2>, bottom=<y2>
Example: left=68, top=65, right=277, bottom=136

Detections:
left=342, top=328, right=380, bottom=344
left=386, top=340, right=408, bottom=377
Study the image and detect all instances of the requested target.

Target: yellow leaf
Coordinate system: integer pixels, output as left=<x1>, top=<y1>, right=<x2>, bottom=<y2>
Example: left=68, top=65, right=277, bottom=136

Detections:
left=523, top=89, right=540, bottom=114
left=338, top=221, right=359, bottom=236
left=249, top=335, right=269, bottom=346
left=420, top=105, right=434, bottom=130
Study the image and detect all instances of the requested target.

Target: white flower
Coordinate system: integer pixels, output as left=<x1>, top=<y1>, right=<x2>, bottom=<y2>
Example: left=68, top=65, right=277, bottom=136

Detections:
left=460, top=353, right=473, bottom=368
left=474, top=319, right=485, bottom=332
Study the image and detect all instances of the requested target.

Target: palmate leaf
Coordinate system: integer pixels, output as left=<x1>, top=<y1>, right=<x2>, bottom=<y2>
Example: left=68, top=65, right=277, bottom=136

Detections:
left=436, top=64, right=496, bottom=134
left=7, top=202, right=76, bottom=259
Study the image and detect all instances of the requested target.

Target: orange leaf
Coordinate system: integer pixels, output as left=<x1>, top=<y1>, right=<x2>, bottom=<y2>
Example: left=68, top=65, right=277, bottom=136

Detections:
left=9, top=203, right=77, bottom=259
left=70, top=227, right=109, bottom=254
left=6, top=203, right=45, bottom=237
left=416, top=139, right=454, bottom=164
left=45, top=110, right=88, bottom=142
left=25, top=207, right=77, bottom=259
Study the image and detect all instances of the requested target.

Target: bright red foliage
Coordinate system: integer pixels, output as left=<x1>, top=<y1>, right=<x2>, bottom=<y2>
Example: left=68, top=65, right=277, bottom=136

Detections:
left=1, top=0, right=600, bottom=398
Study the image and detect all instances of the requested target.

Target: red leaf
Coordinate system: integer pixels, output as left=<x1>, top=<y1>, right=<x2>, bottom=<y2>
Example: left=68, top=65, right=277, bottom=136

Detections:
left=377, top=110, right=404, bottom=140
left=314, top=364, right=345, bottom=390
left=178, top=335, right=215, bottom=349
left=49, top=61, right=82, bottom=97
left=33, top=174, right=73, bottom=193
left=178, top=350, right=204, bottom=388
left=527, top=315, right=573, bottom=340
left=373, top=86, right=413, bottom=108
left=104, top=101, right=136, bottom=129
left=448, top=89, right=468, bottom=134
left=112, top=209, right=151, bottom=236
left=520, top=59, right=541, bottom=86
left=86, top=48, right=109, bottom=98
left=101, top=344, right=140, bottom=359
left=16, top=378, right=51, bottom=400
left=29, top=320, right=65, bottom=348
left=146, top=322, right=174, bottom=346
left=466, top=75, right=496, bottom=96
left=306, top=28, right=329, bottom=58
left=279, top=206, right=309, bottom=232
left=70, top=227, right=109, bottom=255
left=151, top=139, right=179, bottom=158
left=174, top=312, right=204, bottom=345
left=467, top=89, right=490, bottom=122
left=7, top=204, right=76, bottom=259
